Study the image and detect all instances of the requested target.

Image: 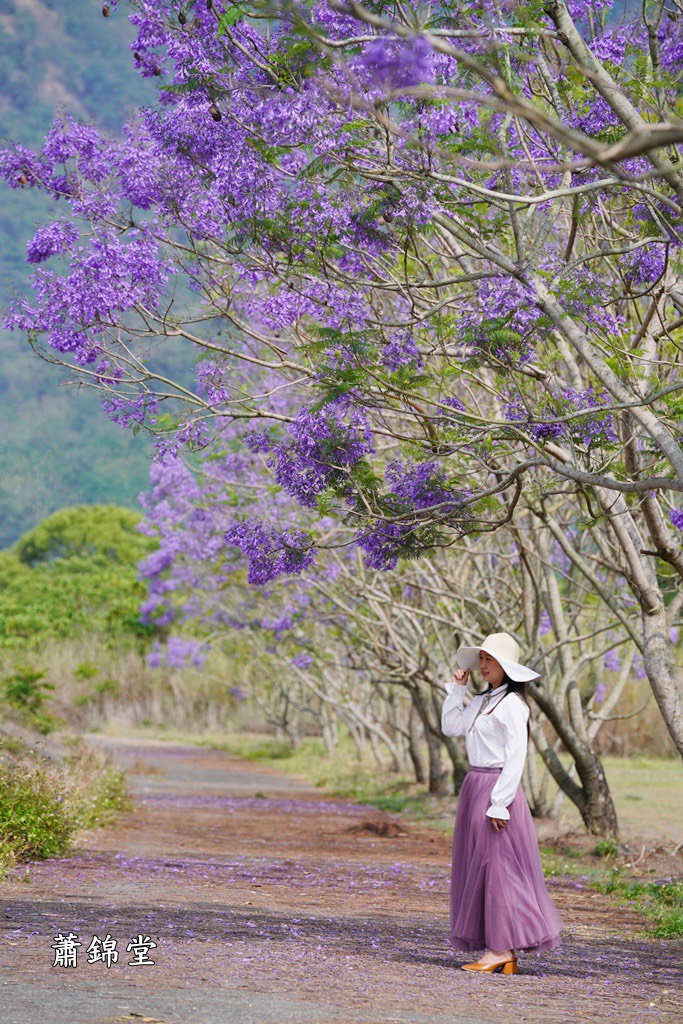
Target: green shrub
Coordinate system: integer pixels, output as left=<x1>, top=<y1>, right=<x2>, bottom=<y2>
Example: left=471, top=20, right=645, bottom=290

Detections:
left=0, top=505, right=159, bottom=652
left=595, top=870, right=683, bottom=938
left=594, top=839, right=619, bottom=858
left=74, top=662, right=100, bottom=681
left=0, top=759, right=72, bottom=859
left=61, top=744, right=133, bottom=830
left=0, top=835, right=17, bottom=881
left=649, top=881, right=683, bottom=939
left=0, top=742, right=132, bottom=862
left=1, top=666, right=63, bottom=734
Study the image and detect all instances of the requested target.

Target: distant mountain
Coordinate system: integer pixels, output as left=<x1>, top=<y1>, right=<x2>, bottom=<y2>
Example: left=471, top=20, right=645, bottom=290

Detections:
left=0, top=0, right=158, bottom=549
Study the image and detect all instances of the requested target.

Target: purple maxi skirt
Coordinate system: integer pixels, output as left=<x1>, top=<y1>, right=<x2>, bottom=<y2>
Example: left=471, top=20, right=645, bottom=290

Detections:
left=450, top=767, right=563, bottom=954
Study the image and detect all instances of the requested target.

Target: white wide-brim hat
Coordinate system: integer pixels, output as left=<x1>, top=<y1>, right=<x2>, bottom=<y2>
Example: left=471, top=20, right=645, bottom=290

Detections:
left=456, top=631, right=540, bottom=682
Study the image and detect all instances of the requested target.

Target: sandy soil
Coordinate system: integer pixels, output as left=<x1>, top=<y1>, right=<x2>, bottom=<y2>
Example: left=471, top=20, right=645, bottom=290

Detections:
left=0, top=735, right=680, bottom=1024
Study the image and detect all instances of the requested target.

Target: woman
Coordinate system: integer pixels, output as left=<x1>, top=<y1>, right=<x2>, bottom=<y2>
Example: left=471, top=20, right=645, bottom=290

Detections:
left=442, top=632, right=563, bottom=974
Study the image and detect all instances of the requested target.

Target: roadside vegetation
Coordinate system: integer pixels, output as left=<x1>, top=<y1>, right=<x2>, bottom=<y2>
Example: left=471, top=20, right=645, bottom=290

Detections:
left=0, top=730, right=131, bottom=878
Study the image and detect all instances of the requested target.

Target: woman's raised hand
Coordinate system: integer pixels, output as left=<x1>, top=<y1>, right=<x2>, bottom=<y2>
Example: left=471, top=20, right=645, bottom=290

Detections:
left=452, top=668, right=470, bottom=684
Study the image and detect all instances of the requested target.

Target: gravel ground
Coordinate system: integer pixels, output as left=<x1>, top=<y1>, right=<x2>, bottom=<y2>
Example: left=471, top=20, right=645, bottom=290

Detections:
left=0, top=735, right=680, bottom=1024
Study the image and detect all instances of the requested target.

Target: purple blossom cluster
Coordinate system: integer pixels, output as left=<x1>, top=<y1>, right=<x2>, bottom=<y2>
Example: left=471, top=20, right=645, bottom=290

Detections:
left=0, top=0, right=679, bottom=620
left=381, top=329, right=423, bottom=371
left=622, top=244, right=667, bottom=286
left=593, top=682, right=607, bottom=705
left=458, top=277, right=540, bottom=364
left=25, top=221, right=78, bottom=264
left=4, top=225, right=171, bottom=367
left=223, top=517, right=315, bottom=585
left=385, top=459, right=465, bottom=515
left=358, top=35, right=436, bottom=90
left=504, top=385, right=617, bottom=448
left=603, top=650, right=621, bottom=673
left=102, top=393, right=158, bottom=429
left=355, top=461, right=468, bottom=571
left=245, top=402, right=374, bottom=509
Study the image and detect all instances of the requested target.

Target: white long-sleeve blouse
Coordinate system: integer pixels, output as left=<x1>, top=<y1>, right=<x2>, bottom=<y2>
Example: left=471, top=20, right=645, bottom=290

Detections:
left=441, top=681, right=529, bottom=820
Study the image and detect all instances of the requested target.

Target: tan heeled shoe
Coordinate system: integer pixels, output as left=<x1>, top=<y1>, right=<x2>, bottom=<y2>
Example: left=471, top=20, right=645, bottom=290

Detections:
left=461, top=958, right=518, bottom=974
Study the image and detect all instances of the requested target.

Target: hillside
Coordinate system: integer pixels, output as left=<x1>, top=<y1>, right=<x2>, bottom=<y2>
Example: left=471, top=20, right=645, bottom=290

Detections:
left=0, top=0, right=156, bottom=548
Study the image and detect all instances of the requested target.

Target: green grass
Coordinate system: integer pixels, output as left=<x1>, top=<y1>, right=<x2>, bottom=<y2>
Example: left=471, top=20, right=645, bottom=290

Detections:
left=535, top=754, right=683, bottom=844
left=208, top=733, right=422, bottom=809
left=594, top=871, right=683, bottom=938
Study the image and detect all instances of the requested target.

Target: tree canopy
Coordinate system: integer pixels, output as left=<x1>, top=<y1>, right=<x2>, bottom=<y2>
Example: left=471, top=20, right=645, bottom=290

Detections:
left=0, top=506, right=157, bottom=648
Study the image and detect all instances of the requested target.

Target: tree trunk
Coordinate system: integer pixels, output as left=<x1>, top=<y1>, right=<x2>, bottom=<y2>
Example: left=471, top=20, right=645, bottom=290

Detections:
left=442, top=735, right=469, bottom=795
left=410, top=683, right=450, bottom=794
left=574, top=745, right=620, bottom=838
left=425, top=725, right=449, bottom=795
left=642, top=606, right=683, bottom=758
left=528, top=715, right=619, bottom=839
left=368, top=728, right=385, bottom=768
left=591, top=481, right=683, bottom=756
left=320, top=706, right=338, bottom=754
left=407, top=703, right=427, bottom=784
left=343, top=719, right=367, bottom=762
left=528, top=673, right=621, bottom=838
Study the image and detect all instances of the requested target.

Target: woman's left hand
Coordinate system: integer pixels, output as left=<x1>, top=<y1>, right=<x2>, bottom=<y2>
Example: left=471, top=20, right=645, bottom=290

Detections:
left=490, top=817, right=507, bottom=832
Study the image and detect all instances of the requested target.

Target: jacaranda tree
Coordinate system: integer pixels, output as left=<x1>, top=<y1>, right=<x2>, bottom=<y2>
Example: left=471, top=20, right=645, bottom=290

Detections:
left=1, top=0, right=682, bottom=753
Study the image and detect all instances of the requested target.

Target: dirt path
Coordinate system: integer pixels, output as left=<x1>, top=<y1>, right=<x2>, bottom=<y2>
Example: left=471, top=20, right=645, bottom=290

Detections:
left=0, top=735, right=680, bottom=1024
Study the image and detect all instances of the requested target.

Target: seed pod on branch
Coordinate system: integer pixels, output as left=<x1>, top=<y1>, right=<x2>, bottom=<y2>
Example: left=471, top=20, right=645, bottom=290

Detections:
left=102, top=4, right=110, bottom=15
left=209, top=103, right=222, bottom=122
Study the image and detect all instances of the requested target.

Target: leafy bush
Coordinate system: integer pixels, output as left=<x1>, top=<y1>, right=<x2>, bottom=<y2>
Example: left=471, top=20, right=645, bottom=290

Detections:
left=594, top=839, right=619, bottom=858
left=0, top=739, right=132, bottom=867
left=1, top=666, right=61, bottom=733
left=0, top=759, right=72, bottom=860
left=60, top=742, right=133, bottom=831
left=0, top=505, right=158, bottom=650
left=15, top=506, right=155, bottom=567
